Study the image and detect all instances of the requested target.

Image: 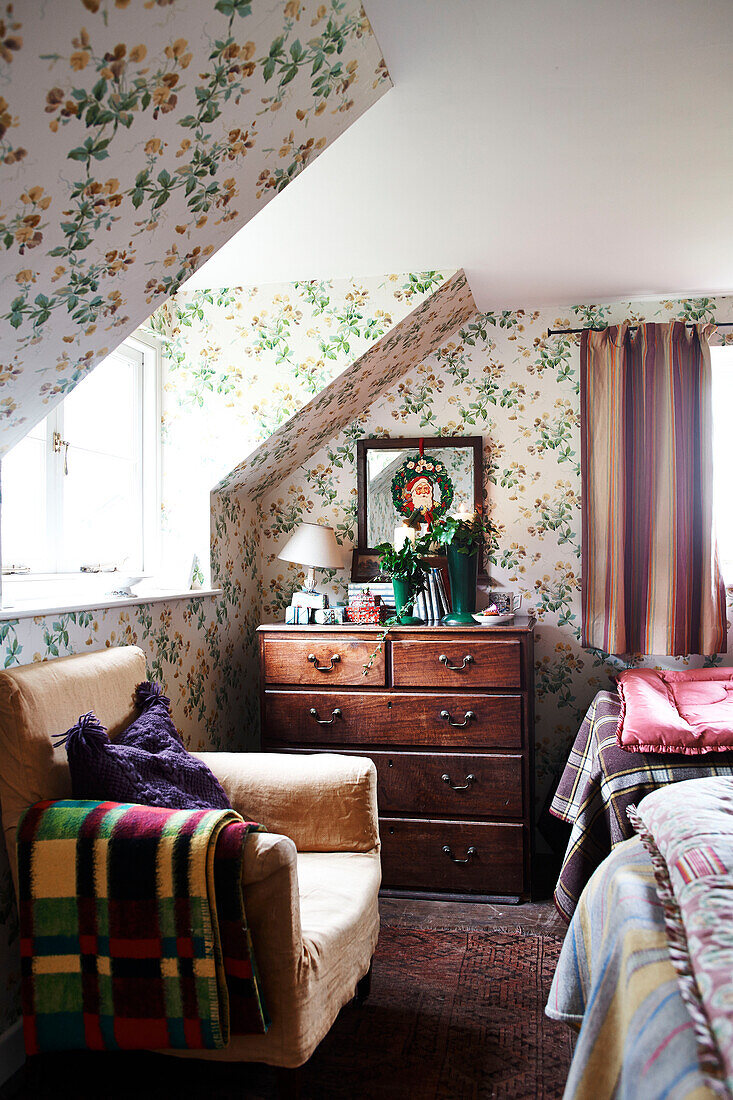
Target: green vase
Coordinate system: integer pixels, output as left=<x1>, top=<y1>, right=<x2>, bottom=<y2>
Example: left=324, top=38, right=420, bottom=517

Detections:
left=392, top=576, right=423, bottom=625
left=442, top=545, right=480, bottom=625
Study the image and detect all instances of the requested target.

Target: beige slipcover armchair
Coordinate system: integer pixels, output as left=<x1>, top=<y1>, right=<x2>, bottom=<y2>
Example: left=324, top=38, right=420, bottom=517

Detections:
left=0, top=646, right=381, bottom=1079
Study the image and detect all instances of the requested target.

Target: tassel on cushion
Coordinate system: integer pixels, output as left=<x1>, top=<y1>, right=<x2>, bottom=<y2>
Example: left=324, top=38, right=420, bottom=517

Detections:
left=135, top=680, right=170, bottom=712
left=54, top=711, right=108, bottom=751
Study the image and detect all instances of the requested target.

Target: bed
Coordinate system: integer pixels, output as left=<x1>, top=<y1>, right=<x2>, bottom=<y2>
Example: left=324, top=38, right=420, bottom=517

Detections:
left=547, top=834, right=715, bottom=1099
left=550, top=690, right=733, bottom=921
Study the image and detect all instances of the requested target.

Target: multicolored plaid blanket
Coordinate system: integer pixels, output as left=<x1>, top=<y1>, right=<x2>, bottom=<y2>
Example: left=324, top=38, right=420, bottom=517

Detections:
left=18, top=800, right=269, bottom=1053
left=550, top=691, right=733, bottom=921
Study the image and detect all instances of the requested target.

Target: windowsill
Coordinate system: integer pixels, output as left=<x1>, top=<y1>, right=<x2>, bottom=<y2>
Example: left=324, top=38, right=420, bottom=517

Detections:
left=0, top=586, right=221, bottom=621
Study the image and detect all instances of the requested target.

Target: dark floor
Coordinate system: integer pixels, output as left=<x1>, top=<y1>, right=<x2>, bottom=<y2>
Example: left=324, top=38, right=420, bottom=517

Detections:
left=1, top=871, right=566, bottom=1100
left=380, top=894, right=564, bottom=934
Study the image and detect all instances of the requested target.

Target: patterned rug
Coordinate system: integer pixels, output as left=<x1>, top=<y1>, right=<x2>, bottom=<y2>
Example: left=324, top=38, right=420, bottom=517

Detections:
left=300, top=928, right=573, bottom=1100
left=17, top=928, right=572, bottom=1099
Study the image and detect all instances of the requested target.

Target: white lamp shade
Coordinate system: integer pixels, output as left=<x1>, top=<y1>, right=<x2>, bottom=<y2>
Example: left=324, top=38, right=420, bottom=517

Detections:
left=277, top=522, right=343, bottom=570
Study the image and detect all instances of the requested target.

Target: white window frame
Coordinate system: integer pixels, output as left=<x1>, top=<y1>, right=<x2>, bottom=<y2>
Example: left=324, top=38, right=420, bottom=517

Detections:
left=2, top=334, right=161, bottom=580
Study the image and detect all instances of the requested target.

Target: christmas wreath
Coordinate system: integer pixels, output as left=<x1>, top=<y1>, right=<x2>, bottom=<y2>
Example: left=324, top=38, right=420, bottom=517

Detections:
left=391, top=452, right=454, bottom=525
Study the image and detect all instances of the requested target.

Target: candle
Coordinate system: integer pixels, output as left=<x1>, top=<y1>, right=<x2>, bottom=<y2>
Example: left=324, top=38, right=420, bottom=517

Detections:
left=394, top=524, right=416, bottom=551
left=456, top=500, right=477, bottom=523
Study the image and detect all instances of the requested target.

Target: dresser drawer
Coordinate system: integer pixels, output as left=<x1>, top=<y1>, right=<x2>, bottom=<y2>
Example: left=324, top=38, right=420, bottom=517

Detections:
left=391, top=639, right=521, bottom=689
left=262, top=636, right=385, bottom=687
left=368, top=750, right=523, bottom=817
left=380, top=817, right=525, bottom=895
left=263, top=690, right=523, bottom=749
left=322, top=749, right=522, bottom=817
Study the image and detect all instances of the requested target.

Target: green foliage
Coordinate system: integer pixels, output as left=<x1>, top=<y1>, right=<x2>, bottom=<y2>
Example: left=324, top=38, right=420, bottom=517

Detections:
left=0, top=621, right=22, bottom=667
left=427, top=515, right=489, bottom=556
left=678, top=298, right=717, bottom=323
left=374, top=540, right=429, bottom=587
left=570, top=303, right=611, bottom=328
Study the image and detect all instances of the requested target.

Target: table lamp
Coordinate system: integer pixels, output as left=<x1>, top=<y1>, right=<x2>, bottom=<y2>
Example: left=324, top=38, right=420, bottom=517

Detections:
left=277, top=522, right=343, bottom=594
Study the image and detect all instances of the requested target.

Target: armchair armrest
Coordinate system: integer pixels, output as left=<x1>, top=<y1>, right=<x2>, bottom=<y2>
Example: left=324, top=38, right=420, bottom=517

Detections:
left=194, top=752, right=379, bottom=853
left=242, top=830, right=298, bottom=886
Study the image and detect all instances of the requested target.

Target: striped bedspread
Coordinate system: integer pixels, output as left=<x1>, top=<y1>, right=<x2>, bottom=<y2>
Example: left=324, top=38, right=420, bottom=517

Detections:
left=551, top=691, right=733, bottom=921
left=546, top=835, right=715, bottom=1100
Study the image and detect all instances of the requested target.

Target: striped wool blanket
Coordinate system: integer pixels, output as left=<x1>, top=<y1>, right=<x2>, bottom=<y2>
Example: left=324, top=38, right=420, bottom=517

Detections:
left=18, top=800, right=269, bottom=1053
left=547, top=835, right=712, bottom=1099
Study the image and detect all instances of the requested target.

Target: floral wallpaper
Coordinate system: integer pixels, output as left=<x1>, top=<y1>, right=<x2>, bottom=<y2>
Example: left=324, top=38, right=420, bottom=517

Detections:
left=257, top=294, right=733, bottom=802
left=0, top=0, right=391, bottom=454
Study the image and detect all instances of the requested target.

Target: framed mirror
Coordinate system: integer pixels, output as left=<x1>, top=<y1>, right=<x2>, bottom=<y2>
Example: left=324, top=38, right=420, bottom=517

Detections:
left=356, top=436, right=484, bottom=564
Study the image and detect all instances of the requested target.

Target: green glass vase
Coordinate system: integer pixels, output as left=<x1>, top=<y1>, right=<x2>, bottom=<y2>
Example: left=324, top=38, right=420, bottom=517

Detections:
left=392, top=576, right=423, bottom=625
left=442, top=545, right=480, bottom=625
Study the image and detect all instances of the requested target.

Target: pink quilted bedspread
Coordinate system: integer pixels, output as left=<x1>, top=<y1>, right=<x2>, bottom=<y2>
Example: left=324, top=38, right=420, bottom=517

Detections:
left=617, top=668, right=733, bottom=754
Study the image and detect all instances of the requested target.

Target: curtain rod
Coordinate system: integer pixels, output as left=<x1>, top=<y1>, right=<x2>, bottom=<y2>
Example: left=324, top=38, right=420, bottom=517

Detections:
left=547, top=323, right=733, bottom=335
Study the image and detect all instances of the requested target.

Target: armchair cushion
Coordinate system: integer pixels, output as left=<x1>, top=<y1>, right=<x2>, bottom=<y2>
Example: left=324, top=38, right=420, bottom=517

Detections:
left=62, top=681, right=231, bottom=811
left=195, top=752, right=380, bottom=854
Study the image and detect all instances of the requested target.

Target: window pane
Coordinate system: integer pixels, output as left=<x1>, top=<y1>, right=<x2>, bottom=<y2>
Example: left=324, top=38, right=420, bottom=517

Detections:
left=63, top=349, right=140, bottom=461
left=712, top=347, right=733, bottom=575
left=2, top=426, right=49, bottom=571
left=61, top=453, right=142, bottom=570
left=60, top=347, right=143, bottom=571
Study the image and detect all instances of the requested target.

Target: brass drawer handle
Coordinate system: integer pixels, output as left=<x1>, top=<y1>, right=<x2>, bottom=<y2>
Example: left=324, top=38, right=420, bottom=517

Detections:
left=442, top=845, right=477, bottom=864
left=442, top=772, right=476, bottom=791
left=307, top=653, right=341, bottom=672
left=309, top=707, right=342, bottom=726
left=440, top=709, right=476, bottom=729
left=439, top=653, right=474, bottom=672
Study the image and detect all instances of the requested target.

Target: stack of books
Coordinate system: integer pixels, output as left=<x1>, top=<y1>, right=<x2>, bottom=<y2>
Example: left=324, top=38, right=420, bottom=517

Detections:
left=414, top=568, right=450, bottom=623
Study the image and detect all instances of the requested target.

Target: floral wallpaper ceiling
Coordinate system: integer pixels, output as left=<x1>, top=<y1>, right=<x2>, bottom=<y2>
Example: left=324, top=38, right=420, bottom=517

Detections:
left=217, top=269, right=476, bottom=497
left=0, top=0, right=390, bottom=453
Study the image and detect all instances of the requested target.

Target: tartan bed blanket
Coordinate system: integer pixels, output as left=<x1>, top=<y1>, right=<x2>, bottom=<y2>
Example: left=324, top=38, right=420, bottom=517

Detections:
left=18, top=799, right=269, bottom=1054
left=550, top=690, right=733, bottom=922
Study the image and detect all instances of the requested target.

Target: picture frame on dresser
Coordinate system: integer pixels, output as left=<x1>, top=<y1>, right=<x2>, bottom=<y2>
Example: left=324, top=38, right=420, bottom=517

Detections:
left=258, top=619, right=536, bottom=903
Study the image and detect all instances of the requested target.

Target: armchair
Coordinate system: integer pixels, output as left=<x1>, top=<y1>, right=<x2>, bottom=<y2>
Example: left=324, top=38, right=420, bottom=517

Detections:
left=0, top=646, right=381, bottom=1076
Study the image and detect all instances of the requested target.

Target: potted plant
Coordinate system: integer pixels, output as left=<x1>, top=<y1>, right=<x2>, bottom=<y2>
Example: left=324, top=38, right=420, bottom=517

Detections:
left=373, top=539, right=430, bottom=625
left=428, top=513, right=489, bottom=625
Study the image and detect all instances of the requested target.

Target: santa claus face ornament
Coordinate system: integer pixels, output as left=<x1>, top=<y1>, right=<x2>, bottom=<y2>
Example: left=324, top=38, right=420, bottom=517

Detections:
left=391, top=452, right=454, bottom=526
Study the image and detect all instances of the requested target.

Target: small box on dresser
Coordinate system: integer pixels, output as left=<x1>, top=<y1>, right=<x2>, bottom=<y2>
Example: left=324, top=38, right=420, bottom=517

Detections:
left=258, top=619, right=536, bottom=902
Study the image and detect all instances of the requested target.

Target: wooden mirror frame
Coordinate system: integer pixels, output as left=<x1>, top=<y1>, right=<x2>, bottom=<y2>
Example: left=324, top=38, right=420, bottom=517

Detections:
left=356, top=435, right=484, bottom=556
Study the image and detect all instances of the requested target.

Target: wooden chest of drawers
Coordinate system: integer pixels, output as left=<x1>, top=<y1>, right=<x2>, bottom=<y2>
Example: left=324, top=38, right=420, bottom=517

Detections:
left=258, top=620, right=535, bottom=902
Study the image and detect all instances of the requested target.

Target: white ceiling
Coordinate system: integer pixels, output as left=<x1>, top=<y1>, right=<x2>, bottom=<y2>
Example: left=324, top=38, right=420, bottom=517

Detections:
left=184, top=0, right=733, bottom=310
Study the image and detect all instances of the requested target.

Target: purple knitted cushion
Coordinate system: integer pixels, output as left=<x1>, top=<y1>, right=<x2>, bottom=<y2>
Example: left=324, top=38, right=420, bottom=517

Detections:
left=61, top=681, right=231, bottom=811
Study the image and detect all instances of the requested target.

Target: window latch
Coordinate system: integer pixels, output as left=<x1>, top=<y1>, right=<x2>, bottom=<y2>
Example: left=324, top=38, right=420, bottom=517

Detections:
left=52, top=431, right=70, bottom=475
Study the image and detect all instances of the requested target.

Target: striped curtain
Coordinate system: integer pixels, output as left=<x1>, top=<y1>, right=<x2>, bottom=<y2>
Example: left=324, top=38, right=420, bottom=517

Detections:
left=581, top=322, right=727, bottom=655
